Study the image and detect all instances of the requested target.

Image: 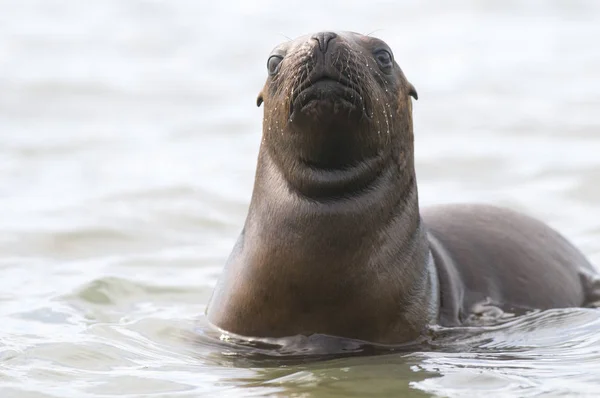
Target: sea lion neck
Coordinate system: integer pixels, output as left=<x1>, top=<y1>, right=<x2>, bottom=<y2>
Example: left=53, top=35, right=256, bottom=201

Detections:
left=208, top=181, right=432, bottom=344
left=206, top=139, right=434, bottom=343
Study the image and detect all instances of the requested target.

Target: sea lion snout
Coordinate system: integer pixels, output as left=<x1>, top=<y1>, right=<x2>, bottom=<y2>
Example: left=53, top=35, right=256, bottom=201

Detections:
left=289, top=35, right=368, bottom=122
left=311, top=31, right=338, bottom=53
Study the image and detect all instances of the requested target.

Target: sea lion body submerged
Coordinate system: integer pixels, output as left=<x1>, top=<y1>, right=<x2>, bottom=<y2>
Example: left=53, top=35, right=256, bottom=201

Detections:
left=206, top=31, right=600, bottom=344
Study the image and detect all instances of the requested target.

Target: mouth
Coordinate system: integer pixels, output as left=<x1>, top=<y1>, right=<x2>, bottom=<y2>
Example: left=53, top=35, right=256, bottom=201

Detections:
left=290, top=76, right=368, bottom=118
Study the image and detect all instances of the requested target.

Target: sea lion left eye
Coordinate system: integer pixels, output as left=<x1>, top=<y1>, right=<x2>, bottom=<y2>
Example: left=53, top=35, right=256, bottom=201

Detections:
left=375, top=50, right=392, bottom=68
left=267, top=55, right=283, bottom=75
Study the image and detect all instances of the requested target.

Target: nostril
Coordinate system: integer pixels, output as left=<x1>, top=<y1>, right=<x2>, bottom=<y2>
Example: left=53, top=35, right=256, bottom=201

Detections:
left=311, top=31, right=338, bottom=53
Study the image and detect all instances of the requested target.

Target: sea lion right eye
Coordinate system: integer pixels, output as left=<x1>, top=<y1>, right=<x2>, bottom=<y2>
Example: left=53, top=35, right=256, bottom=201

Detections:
left=374, top=49, right=393, bottom=71
left=267, top=55, right=283, bottom=76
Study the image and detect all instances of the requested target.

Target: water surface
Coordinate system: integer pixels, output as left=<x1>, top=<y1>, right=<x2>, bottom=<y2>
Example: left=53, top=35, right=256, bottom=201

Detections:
left=1, top=0, right=600, bottom=396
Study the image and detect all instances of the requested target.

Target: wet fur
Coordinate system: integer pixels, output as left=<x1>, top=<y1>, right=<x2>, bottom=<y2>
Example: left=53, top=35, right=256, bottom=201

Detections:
left=207, top=32, right=599, bottom=345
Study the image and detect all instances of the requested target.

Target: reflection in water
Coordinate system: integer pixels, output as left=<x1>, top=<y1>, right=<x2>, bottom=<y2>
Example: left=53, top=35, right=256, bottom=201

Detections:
left=1, top=0, right=600, bottom=396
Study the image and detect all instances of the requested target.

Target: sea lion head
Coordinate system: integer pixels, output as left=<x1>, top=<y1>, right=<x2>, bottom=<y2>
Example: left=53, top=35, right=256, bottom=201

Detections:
left=256, top=31, right=418, bottom=197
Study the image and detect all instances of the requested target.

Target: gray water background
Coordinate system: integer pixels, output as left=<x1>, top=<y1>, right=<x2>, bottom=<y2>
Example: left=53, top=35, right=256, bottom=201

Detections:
left=1, top=0, right=600, bottom=397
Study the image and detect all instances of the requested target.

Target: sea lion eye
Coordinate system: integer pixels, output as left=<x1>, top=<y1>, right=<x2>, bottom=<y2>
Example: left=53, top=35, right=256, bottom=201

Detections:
left=374, top=49, right=393, bottom=70
left=267, top=55, right=283, bottom=76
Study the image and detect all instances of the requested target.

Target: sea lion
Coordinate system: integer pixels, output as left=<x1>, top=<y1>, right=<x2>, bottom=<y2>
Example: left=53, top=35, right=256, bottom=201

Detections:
left=206, top=31, right=600, bottom=344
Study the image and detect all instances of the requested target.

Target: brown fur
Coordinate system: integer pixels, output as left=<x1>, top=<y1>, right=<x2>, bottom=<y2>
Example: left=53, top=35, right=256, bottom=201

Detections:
left=206, top=32, right=598, bottom=344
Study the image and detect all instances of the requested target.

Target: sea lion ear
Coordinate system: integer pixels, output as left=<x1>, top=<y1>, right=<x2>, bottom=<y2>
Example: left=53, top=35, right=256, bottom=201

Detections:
left=256, top=92, right=264, bottom=107
left=408, top=83, right=418, bottom=100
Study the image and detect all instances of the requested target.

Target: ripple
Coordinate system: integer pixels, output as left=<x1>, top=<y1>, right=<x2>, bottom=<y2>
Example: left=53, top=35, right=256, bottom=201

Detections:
left=411, top=309, right=600, bottom=396
left=67, top=276, right=185, bottom=307
left=1, top=0, right=600, bottom=397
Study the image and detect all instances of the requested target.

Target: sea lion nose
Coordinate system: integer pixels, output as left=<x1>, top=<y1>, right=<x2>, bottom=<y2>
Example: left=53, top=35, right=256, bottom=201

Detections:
left=311, top=32, right=338, bottom=53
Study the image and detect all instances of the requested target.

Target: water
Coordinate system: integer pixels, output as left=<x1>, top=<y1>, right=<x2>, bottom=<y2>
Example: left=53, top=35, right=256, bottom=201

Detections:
left=1, top=0, right=600, bottom=396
